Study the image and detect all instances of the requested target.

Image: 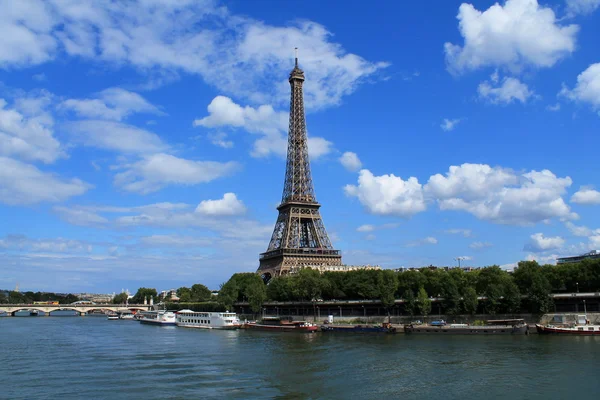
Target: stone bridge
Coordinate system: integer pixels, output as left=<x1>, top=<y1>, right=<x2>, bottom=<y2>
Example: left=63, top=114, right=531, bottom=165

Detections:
left=0, top=304, right=152, bottom=316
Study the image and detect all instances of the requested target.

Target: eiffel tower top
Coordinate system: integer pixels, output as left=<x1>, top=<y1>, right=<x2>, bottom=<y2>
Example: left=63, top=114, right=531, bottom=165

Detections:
left=280, top=50, right=316, bottom=205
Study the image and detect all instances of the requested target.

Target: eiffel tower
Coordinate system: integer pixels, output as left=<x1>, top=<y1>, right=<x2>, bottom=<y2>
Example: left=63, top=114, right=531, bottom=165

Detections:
left=258, top=52, right=342, bottom=282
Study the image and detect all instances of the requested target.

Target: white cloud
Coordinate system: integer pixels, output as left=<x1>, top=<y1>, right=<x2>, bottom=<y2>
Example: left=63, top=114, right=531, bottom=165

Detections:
left=525, top=253, right=558, bottom=265
left=344, top=169, right=427, bottom=217
left=32, top=73, right=46, bottom=81
left=546, top=103, right=561, bottom=111
left=445, top=229, right=472, bottom=237
left=195, top=193, right=246, bottom=216
left=566, top=0, right=600, bottom=16
left=53, top=206, right=109, bottom=227
left=194, top=95, right=333, bottom=159
left=590, top=235, right=600, bottom=249
left=60, top=87, right=164, bottom=121
left=0, top=156, right=91, bottom=205
left=113, top=153, right=239, bottom=194
left=339, top=151, right=362, bottom=172
left=571, top=188, right=600, bottom=204
left=524, top=233, right=565, bottom=252
left=65, top=120, right=169, bottom=154
left=0, top=95, right=63, bottom=163
left=441, top=118, right=461, bottom=131
left=564, top=222, right=594, bottom=237
left=425, top=163, right=576, bottom=225
left=139, top=235, right=214, bottom=248
left=365, top=234, right=376, bottom=241
left=470, top=241, right=493, bottom=249
left=207, top=132, right=234, bottom=149
left=444, top=0, right=578, bottom=73
left=560, top=63, right=600, bottom=112
left=478, top=76, right=534, bottom=104
left=357, top=224, right=375, bottom=232
left=407, top=236, right=438, bottom=247
left=0, top=234, right=92, bottom=253
left=0, top=2, right=387, bottom=109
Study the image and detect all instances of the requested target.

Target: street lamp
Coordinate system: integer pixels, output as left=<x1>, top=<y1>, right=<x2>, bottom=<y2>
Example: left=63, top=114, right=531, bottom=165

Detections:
left=339, top=306, right=342, bottom=318
left=576, top=282, right=579, bottom=293
left=454, top=257, right=465, bottom=268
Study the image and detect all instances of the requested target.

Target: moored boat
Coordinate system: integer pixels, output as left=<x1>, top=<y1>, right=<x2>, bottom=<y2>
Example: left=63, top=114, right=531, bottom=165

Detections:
left=536, top=315, right=600, bottom=335
left=138, top=310, right=177, bottom=326
left=107, top=314, right=119, bottom=320
left=176, top=310, right=241, bottom=329
left=321, top=322, right=397, bottom=333
left=404, top=319, right=529, bottom=335
left=243, top=316, right=317, bottom=333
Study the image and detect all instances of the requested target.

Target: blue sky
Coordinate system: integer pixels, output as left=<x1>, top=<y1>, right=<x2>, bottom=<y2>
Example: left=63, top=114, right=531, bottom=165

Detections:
left=1, top=0, right=599, bottom=294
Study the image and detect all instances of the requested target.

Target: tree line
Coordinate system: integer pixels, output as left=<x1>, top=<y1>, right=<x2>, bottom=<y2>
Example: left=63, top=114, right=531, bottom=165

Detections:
left=108, top=258, right=599, bottom=316
left=215, top=259, right=600, bottom=316
left=0, top=291, right=80, bottom=304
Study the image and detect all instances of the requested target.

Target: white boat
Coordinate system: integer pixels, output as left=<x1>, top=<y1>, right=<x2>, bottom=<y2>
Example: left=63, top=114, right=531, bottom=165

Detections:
left=536, top=314, right=600, bottom=335
left=107, top=314, right=119, bottom=320
left=139, top=310, right=177, bottom=326
left=176, top=310, right=241, bottom=329
left=118, top=311, right=135, bottom=320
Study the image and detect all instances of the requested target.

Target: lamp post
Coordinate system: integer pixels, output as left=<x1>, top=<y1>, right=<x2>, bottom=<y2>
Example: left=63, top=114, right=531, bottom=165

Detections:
left=583, top=299, right=587, bottom=315
left=576, top=282, right=579, bottom=293
left=339, top=306, right=342, bottom=318
left=454, top=257, right=465, bottom=268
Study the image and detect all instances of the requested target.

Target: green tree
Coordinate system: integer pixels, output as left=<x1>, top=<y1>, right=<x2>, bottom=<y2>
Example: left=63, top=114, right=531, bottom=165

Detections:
left=176, top=287, right=192, bottom=302
left=403, top=289, right=416, bottom=316
left=131, top=288, right=158, bottom=304
left=417, top=287, right=431, bottom=317
left=462, top=286, right=478, bottom=315
left=266, top=277, right=292, bottom=301
left=190, top=284, right=212, bottom=302
left=378, top=270, right=398, bottom=312
left=0, top=291, right=7, bottom=304
left=514, top=261, right=553, bottom=313
left=244, top=279, right=267, bottom=315
left=112, top=292, right=128, bottom=304
left=440, top=277, right=462, bottom=315
left=296, top=268, right=322, bottom=301
left=503, top=280, right=522, bottom=314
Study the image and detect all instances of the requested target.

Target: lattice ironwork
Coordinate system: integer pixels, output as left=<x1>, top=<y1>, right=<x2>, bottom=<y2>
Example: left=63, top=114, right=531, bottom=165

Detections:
left=258, top=55, right=341, bottom=279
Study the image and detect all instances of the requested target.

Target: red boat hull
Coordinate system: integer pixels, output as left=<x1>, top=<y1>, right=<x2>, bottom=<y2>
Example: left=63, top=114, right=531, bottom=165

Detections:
left=243, top=323, right=317, bottom=333
left=536, top=324, right=600, bottom=335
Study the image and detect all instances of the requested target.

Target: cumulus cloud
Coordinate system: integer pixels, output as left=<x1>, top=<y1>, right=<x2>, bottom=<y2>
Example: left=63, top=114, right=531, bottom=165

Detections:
left=344, top=169, right=426, bottom=217
left=207, top=132, right=234, bottom=149
left=470, top=241, right=493, bottom=249
left=53, top=206, right=109, bottom=227
left=445, top=229, right=472, bottom=237
left=65, top=120, right=169, bottom=155
left=194, top=95, right=333, bottom=159
left=0, top=156, right=91, bottom=205
left=0, top=234, right=92, bottom=253
left=425, top=163, right=576, bottom=225
left=0, top=1, right=387, bottom=110
left=478, top=76, right=534, bottom=104
left=441, top=118, right=462, bottom=131
left=524, top=233, right=565, bottom=252
left=571, top=188, right=600, bottom=204
left=407, top=237, right=438, bottom=247
left=564, top=222, right=595, bottom=237
left=113, top=153, right=239, bottom=194
left=60, top=88, right=164, bottom=121
left=0, top=95, right=63, bottom=163
left=357, top=224, right=375, bottom=232
left=560, top=63, right=600, bottom=113
left=566, top=0, right=600, bottom=16
left=444, top=0, right=578, bottom=73
left=546, top=103, right=561, bottom=111
left=195, top=193, right=246, bottom=216
left=339, top=152, right=362, bottom=172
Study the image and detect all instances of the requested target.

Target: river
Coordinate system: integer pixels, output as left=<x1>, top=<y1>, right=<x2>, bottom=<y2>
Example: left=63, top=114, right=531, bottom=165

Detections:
left=1, top=316, right=598, bottom=399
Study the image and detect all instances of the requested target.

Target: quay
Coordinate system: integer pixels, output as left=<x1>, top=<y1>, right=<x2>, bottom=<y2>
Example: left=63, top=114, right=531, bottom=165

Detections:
left=0, top=304, right=152, bottom=316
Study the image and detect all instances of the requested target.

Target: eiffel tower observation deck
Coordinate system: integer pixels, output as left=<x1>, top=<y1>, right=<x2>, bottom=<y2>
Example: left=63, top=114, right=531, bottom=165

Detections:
left=258, top=53, right=342, bottom=281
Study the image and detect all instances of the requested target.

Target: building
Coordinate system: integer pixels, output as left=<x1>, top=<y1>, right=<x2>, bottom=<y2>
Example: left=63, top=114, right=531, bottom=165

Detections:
left=288, top=265, right=382, bottom=274
left=257, top=53, right=342, bottom=281
left=557, top=250, right=600, bottom=264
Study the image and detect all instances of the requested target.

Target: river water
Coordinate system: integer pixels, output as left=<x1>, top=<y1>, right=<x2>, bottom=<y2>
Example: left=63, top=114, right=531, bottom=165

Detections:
left=1, top=316, right=599, bottom=399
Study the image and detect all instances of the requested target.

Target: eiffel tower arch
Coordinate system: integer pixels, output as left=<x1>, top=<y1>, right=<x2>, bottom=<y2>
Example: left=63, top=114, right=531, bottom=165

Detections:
left=258, top=54, right=342, bottom=282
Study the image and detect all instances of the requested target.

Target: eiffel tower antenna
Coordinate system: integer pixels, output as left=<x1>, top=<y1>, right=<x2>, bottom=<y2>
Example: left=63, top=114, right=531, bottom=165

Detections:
left=258, top=51, right=342, bottom=282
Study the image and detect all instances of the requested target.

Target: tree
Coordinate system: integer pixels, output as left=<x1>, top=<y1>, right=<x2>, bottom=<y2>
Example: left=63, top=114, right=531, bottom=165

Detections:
left=514, top=261, right=553, bottom=313
left=503, top=280, right=521, bottom=314
left=244, top=279, right=267, bottom=315
left=403, top=289, right=416, bottom=316
left=112, top=292, right=128, bottom=304
left=131, top=288, right=157, bottom=304
left=378, top=270, right=398, bottom=312
left=266, top=277, right=292, bottom=301
left=190, top=284, right=212, bottom=302
left=483, top=283, right=503, bottom=315
left=0, top=291, right=7, bottom=304
left=296, top=268, right=322, bottom=301
left=176, top=287, right=192, bottom=302
left=417, top=287, right=431, bottom=317
left=440, top=277, right=461, bottom=315
left=462, top=286, right=478, bottom=315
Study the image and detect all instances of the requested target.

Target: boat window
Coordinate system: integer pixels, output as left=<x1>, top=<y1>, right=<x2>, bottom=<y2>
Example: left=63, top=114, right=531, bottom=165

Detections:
left=588, top=328, right=594, bottom=331
left=578, top=328, right=584, bottom=331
